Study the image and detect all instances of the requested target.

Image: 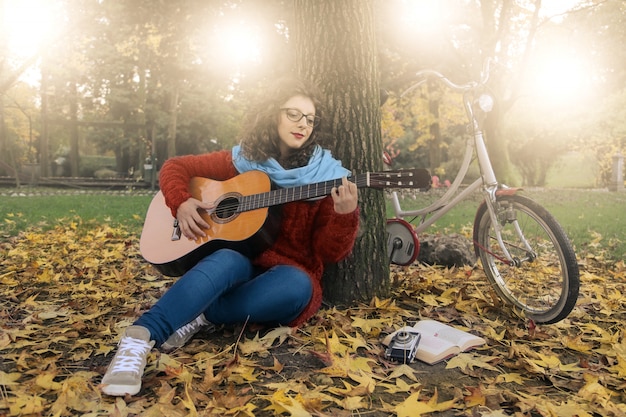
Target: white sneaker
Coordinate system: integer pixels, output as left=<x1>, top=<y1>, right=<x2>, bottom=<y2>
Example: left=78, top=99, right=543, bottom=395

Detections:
left=161, top=314, right=214, bottom=351
left=101, top=325, right=154, bottom=396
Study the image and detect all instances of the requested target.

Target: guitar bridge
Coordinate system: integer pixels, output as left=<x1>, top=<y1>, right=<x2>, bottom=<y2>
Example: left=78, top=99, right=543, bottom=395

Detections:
left=171, top=219, right=181, bottom=241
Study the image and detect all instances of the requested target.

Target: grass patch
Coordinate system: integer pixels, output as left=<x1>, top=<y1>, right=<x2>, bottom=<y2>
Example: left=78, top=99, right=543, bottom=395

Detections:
left=387, top=187, right=626, bottom=260
left=546, top=151, right=598, bottom=188
left=0, top=188, right=154, bottom=236
left=530, top=188, right=626, bottom=260
left=1, top=186, right=624, bottom=260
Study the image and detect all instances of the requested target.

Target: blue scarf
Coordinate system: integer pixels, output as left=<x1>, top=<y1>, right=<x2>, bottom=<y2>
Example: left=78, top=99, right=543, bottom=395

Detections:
left=231, top=144, right=350, bottom=188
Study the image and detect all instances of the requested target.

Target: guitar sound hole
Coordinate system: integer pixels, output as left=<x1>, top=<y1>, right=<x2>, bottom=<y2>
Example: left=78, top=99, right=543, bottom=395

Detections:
left=215, top=196, right=239, bottom=220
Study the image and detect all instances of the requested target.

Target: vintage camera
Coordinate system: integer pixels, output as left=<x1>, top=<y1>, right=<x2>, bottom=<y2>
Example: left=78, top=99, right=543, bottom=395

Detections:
left=384, top=330, right=421, bottom=363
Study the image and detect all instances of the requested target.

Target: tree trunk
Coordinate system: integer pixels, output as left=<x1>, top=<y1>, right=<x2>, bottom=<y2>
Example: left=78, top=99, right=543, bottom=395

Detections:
left=40, top=64, right=50, bottom=177
left=136, top=64, right=148, bottom=178
left=0, top=95, right=6, bottom=176
left=69, top=82, right=80, bottom=177
left=0, top=12, right=6, bottom=175
left=484, top=108, right=514, bottom=183
left=293, top=0, right=389, bottom=306
left=428, top=95, right=442, bottom=172
left=167, top=84, right=179, bottom=158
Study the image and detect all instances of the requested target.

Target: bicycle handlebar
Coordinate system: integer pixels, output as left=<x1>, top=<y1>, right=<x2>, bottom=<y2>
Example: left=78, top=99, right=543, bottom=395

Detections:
left=401, top=59, right=492, bottom=98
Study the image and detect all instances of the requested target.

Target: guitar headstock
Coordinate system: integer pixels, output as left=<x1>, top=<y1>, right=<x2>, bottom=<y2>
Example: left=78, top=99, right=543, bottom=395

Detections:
left=367, top=169, right=431, bottom=190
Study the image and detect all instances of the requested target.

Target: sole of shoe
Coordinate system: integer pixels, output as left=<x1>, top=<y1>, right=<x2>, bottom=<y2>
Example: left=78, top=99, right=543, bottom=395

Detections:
left=101, top=383, right=141, bottom=396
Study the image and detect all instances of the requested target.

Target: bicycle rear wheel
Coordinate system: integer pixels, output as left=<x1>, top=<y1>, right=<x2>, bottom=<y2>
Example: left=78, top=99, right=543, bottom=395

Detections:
left=473, top=194, right=579, bottom=324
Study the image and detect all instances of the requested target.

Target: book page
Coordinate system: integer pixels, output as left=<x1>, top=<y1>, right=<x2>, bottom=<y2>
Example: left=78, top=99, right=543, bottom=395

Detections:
left=413, top=320, right=486, bottom=351
left=414, top=332, right=460, bottom=365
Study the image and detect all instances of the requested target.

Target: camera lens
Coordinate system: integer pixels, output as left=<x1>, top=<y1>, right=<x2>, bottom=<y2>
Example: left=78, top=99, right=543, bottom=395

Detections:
left=396, top=331, right=411, bottom=342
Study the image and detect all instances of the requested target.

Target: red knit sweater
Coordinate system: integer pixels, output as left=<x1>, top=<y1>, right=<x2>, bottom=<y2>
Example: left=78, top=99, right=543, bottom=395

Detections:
left=158, top=150, right=360, bottom=326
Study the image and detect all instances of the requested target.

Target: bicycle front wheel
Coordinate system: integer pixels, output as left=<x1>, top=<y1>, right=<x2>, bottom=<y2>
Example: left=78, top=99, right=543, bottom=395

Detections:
left=473, top=194, right=579, bottom=324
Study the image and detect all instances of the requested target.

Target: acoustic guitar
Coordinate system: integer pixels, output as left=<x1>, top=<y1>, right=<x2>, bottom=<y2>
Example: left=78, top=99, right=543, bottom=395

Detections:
left=140, top=168, right=430, bottom=276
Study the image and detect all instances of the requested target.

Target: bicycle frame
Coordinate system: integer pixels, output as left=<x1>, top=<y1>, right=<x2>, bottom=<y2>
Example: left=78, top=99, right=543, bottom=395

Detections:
left=388, top=67, right=520, bottom=265
left=386, top=65, right=581, bottom=324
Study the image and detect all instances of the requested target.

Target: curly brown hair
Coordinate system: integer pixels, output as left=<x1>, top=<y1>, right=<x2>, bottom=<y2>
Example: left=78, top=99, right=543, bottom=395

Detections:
left=238, top=77, right=325, bottom=169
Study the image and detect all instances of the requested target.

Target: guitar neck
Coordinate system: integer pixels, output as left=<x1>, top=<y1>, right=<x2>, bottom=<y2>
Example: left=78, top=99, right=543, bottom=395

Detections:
left=239, top=174, right=367, bottom=212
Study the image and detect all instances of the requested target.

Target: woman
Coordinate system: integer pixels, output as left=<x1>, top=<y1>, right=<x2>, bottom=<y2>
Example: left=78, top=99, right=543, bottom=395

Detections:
left=100, top=78, right=360, bottom=396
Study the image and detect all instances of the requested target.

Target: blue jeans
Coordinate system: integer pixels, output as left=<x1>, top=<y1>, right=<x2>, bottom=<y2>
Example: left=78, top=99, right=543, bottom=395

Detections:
left=134, top=249, right=313, bottom=346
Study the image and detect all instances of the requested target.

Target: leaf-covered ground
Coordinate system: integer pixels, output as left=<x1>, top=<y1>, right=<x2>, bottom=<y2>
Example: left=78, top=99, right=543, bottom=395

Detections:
left=1, top=219, right=625, bottom=416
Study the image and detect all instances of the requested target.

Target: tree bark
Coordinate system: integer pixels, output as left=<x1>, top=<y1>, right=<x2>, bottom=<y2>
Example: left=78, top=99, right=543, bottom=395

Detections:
left=69, top=82, right=80, bottom=177
left=167, top=84, right=179, bottom=158
left=0, top=94, right=6, bottom=176
left=428, top=93, right=442, bottom=172
left=293, top=0, right=389, bottom=305
left=40, top=64, right=50, bottom=177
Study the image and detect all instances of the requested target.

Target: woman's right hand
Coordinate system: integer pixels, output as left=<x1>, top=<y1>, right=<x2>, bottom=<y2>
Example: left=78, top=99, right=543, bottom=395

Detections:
left=176, top=198, right=215, bottom=240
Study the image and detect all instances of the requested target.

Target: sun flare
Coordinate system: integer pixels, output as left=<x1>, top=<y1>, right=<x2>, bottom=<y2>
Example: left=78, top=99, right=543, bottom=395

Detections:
left=214, top=22, right=262, bottom=66
left=3, top=0, right=64, bottom=59
left=527, top=53, right=587, bottom=104
left=396, top=0, right=444, bottom=34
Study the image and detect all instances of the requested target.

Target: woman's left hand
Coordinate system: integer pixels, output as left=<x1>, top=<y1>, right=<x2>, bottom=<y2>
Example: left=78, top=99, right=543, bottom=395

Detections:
left=331, top=176, right=358, bottom=214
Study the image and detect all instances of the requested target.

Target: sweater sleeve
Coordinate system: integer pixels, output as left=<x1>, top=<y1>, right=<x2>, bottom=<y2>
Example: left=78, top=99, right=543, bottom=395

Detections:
left=158, top=150, right=237, bottom=217
left=312, top=196, right=360, bottom=264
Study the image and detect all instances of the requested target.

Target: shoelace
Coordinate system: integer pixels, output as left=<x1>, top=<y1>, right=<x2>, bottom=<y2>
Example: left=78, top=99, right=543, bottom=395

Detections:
left=110, top=337, right=152, bottom=373
left=175, top=317, right=205, bottom=338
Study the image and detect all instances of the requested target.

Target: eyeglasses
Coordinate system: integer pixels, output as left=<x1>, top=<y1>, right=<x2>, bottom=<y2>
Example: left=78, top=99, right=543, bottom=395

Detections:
left=280, top=108, right=321, bottom=128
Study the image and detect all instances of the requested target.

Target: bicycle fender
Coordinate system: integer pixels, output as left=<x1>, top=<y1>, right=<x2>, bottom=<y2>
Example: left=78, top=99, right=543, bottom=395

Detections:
left=495, top=187, right=522, bottom=196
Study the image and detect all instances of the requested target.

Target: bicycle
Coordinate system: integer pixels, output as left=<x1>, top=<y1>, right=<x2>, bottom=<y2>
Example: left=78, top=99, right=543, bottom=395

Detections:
left=385, top=62, right=580, bottom=324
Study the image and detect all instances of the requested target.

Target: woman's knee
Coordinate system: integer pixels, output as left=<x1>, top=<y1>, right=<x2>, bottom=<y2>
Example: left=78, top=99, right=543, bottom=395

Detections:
left=278, top=267, right=313, bottom=306
left=203, top=265, right=312, bottom=325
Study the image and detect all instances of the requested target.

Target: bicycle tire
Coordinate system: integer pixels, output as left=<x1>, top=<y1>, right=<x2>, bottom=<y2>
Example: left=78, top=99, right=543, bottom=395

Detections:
left=473, top=194, right=579, bottom=324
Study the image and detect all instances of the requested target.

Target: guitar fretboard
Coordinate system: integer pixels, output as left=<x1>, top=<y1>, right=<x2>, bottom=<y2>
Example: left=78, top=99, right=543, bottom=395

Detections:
left=239, top=174, right=369, bottom=212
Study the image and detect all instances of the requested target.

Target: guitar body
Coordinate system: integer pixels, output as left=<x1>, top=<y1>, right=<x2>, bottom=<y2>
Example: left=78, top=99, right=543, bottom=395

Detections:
left=140, top=171, right=281, bottom=277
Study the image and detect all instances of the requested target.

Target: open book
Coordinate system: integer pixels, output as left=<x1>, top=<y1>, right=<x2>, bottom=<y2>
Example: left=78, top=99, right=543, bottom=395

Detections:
left=383, top=319, right=486, bottom=365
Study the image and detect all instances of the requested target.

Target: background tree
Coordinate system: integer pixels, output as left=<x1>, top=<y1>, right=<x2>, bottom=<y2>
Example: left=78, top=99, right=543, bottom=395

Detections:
left=564, top=0, right=626, bottom=185
left=376, top=0, right=626, bottom=188
left=0, top=0, right=7, bottom=176
left=293, top=0, right=390, bottom=304
left=2, top=1, right=625, bottom=185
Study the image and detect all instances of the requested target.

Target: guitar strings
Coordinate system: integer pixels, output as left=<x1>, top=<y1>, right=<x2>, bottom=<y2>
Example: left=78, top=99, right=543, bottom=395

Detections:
left=207, top=172, right=412, bottom=217
left=207, top=178, right=351, bottom=217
